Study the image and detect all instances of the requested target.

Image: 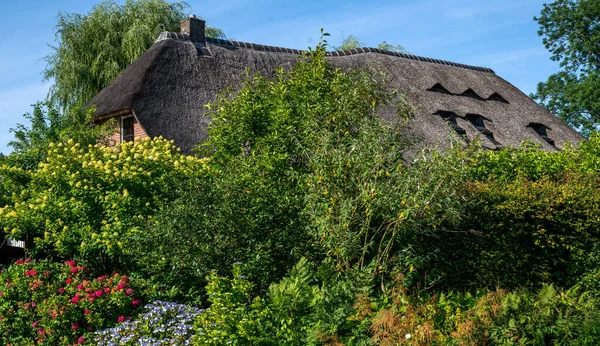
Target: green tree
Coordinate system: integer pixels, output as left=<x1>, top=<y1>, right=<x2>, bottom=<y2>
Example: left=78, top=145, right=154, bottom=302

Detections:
left=335, top=34, right=407, bottom=53
left=532, top=0, right=600, bottom=135
left=44, top=0, right=225, bottom=112
left=7, top=102, right=115, bottom=170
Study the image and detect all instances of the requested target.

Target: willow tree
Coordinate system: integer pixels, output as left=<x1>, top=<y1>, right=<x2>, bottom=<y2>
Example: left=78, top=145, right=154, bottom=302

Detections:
left=44, top=0, right=225, bottom=112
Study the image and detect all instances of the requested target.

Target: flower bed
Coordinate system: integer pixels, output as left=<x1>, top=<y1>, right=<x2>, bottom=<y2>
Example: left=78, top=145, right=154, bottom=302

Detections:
left=0, top=259, right=141, bottom=344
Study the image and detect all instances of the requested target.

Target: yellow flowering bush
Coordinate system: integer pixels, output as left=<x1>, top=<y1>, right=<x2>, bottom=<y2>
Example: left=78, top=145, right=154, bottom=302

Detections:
left=0, top=137, right=206, bottom=269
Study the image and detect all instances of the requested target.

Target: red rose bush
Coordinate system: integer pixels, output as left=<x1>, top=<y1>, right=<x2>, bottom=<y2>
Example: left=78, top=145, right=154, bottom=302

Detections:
left=0, top=258, right=141, bottom=345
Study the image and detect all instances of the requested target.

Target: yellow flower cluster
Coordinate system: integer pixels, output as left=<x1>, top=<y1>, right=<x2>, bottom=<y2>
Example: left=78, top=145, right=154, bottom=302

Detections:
left=0, top=137, right=208, bottom=259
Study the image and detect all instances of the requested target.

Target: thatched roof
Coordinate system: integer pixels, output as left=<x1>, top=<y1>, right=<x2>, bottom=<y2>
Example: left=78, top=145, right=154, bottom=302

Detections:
left=90, top=30, right=583, bottom=153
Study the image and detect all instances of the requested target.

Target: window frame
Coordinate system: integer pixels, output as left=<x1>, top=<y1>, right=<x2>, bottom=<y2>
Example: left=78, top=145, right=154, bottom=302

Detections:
left=121, top=115, right=135, bottom=143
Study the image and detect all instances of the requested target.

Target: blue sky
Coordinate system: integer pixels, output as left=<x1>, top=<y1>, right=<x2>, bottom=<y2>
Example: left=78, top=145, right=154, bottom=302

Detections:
left=0, top=0, right=558, bottom=154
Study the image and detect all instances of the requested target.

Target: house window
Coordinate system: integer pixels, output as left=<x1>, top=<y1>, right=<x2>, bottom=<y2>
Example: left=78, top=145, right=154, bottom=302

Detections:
left=486, top=92, right=509, bottom=104
left=427, top=83, right=452, bottom=95
left=527, top=122, right=556, bottom=148
left=459, top=88, right=485, bottom=101
left=433, top=110, right=468, bottom=141
left=465, top=113, right=501, bottom=146
left=121, top=116, right=135, bottom=142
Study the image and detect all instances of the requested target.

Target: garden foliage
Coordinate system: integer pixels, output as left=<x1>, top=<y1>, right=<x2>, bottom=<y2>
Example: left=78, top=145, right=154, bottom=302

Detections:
left=2, top=32, right=600, bottom=344
left=0, top=259, right=141, bottom=345
left=0, top=137, right=206, bottom=273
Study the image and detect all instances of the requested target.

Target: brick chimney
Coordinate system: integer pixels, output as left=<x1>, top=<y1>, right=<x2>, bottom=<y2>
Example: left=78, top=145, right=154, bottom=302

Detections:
left=180, top=15, right=205, bottom=44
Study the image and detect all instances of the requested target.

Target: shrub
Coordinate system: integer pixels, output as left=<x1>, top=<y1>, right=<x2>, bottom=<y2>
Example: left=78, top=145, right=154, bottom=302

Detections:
left=95, top=300, right=202, bottom=345
left=0, top=137, right=206, bottom=272
left=368, top=282, right=600, bottom=345
left=0, top=258, right=141, bottom=345
left=192, top=259, right=373, bottom=346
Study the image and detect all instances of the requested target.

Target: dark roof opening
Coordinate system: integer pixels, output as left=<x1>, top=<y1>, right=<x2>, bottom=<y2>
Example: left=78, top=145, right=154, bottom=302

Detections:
left=465, top=113, right=501, bottom=146
left=427, top=83, right=453, bottom=95
left=528, top=122, right=556, bottom=147
left=486, top=92, right=509, bottom=104
left=459, top=88, right=485, bottom=101
left=434, top=110, right=467, bottom=141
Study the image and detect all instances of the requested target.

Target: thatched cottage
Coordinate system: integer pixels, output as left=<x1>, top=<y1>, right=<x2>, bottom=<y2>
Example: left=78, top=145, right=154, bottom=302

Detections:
left=89, top=16, right=583, bottom=153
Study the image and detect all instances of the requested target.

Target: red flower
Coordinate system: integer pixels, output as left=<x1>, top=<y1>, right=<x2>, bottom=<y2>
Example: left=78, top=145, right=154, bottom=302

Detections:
left=117, top=315, right=125, bottom=323
left=25, top=269, right=38, bottom=277
left=131, top=299, right=140, bottom=306
left=77, top=336, right=85, bottom=344
left=15, top=259, right=24, bottom=265
left=95, top=290, right=103, bottom=298
left=65, top=278, right=72, bottom=285
left=58, top=287, right=65, bottom=294
left=84, top=309, right=91, bottom=315
left=71, top=267, right=78, bottom=274
left=71, top=296, right=80, bottom=304
left=77, top=283, right=84, bottom=290
left=38, top=329, right=45, bottom=335
left=32, top=321, right=38, bottom=327
left=104, top=287, right=110, bottom=293
left=71, top=324, right=79, bottom=330
left=116, top=283, right=126, bottom=290
left=125, top=288, right=134, bottom=296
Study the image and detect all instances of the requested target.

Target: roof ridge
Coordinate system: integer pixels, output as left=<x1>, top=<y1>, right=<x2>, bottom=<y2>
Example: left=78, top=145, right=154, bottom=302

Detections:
left=205, top=37, right=495, bottom=74
left=155, top=32, right=495, bottom=74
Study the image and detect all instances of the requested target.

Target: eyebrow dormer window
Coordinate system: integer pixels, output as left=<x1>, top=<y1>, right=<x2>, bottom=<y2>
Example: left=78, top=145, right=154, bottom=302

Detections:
left=121, top=116, right=135, bottom=142
left=427, top=83, right=452, bottom=94
left=465, top=113, right=500, bottom=146
left=528, top=122, right=556, bottom=147
left=486, top=92, right=509, bottom=104
left=460, top=88, right=485, bottom=101
left=434, top=110, right=467, bottom=141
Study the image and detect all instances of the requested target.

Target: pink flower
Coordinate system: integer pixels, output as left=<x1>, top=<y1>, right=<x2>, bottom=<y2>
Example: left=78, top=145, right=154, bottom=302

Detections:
left=24, top=258, right=31, bottom=263
left=131, top=299, right=140, bottom=306
left=31, top=302, right=36, bottom=308
left=58, top=287, right=65, bottom=294
left=77, top=336, right=85, bottom=344
left=38, top=329, right=45, bottom=335
left=94, top=290, right=103, bottom=298
left=65, top=278, right=72, bottom=285
left=71, top=296, right=80, bottom=304
left=71, top=324, right=79, bottom=330
left=96, top=275, right=107, bottom=281
left=77, top=283, right=84, bottom=290
left=71, top=267, right=78, bottom=274
left=84, top=309, right=91, bottom=315
left=104, top=287, right=110, bottom=293
left=125, top=288, right=134, bottom=296
left=15, top=259, right=24, bottom=265
left=32, top=321, right=38, bottom=327
left=116, top=283, right=126, bottom=290
left=117, top=315, right=125, bottom=323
